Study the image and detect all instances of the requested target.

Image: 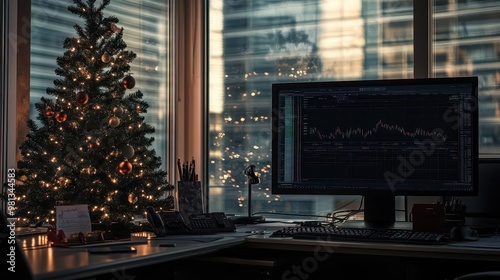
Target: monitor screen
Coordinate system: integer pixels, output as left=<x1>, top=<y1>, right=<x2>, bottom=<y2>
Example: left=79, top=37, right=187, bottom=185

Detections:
left=271, top=77, right=479, bottom=227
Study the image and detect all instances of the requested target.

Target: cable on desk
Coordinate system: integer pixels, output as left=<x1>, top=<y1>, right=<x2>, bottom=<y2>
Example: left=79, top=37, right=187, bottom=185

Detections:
left=327, top=196, right=365, bottom=226
left=329, top=209, right=362, bottom=226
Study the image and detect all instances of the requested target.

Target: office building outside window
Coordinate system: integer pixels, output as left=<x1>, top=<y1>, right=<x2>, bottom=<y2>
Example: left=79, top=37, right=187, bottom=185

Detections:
left=207, top=0, right=500, bottom=218
left=434, top=0, right=500, bottom=156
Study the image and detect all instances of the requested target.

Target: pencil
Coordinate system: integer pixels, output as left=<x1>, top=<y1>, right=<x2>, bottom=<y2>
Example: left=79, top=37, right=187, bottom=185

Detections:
left=177, top=158, right=183, bottom=181
left=191, top=157, right=196, bottom=182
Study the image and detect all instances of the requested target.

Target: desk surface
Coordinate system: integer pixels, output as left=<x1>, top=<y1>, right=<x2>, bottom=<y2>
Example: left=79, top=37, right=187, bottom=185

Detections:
left=19, top=222, right=500, bottom=280
left=21, top=234, right=246, bottom=280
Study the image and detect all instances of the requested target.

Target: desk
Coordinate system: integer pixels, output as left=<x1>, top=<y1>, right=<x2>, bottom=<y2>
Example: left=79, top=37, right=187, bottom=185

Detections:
left=248, top=223, right=500, bottom=279
left=21, top=234, right=246, bottom=280
left=240, top=234, right=500, bottom=280
left=245, top=234, right=500, bottom=262
left=19, top=223, right=500, bottom=280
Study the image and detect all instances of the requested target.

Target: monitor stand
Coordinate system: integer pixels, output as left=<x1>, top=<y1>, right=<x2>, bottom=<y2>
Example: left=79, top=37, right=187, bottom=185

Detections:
left=337, top=195, right=412, bottom=230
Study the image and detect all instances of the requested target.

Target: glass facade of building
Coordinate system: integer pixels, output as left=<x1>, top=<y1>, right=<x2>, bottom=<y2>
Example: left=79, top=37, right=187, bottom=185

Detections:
left=207, top=0, right=500, bottom=218
left=434, top=0, right=500, bottom=156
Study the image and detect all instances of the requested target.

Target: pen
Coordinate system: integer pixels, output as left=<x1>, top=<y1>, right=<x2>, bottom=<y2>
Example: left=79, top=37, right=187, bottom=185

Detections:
left=191, top=157, right=196, bottom=182
left=183, top=161, right=188, bottom=181
left=159, top=243, right=176, bottom=247
left=177, top=157, right=197, bottom=182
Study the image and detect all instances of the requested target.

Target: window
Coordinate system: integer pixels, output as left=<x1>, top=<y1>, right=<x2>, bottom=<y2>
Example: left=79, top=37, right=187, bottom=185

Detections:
left=30, top=0, right=170, bottom=169
left=207, top=0, right=500, bottom=219
left=433, top=0, right=500, bottom=157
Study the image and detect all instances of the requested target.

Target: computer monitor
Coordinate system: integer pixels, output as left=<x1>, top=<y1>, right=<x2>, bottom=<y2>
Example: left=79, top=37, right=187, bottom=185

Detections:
left=271, top=77, right=479, bottom=228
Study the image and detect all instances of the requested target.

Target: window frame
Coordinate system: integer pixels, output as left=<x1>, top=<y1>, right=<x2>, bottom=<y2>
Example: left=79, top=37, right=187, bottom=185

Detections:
left=202, top=0, right=500, bottom=217
left=2, top=1, right=499, bottom=214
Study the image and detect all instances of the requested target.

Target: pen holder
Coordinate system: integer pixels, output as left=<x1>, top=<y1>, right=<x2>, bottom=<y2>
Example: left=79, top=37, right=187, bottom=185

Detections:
left=177, top=181, right=203, bottom=217
left=445, top=213, right=466, bottom=230
left=445, top=203, right=467, bottom=230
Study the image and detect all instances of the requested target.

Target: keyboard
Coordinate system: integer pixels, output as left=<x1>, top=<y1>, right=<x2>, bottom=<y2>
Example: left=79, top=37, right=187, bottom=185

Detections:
left=270, top=226, right=445, bottom=244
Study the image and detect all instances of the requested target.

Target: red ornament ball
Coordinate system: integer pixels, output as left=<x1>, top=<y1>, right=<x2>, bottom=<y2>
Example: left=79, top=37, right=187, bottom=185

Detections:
left=123, top=75, right=136, bottom=89
left=119, top=160, right=133, bottom=175
left=76, top=91, right=89, bottom=104
left=45, top=107, right=55, bottom=117
left=55, top=111, right=67, bottom=123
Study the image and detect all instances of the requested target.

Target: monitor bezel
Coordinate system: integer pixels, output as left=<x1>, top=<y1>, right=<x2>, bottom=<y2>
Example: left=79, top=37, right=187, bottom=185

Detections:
left=271, top=76, right=479, bottom=197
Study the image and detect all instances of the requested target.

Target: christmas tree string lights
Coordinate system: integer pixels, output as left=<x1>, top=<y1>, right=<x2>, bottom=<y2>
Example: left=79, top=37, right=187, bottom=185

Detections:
left=15, top=0, right=173, bottom=226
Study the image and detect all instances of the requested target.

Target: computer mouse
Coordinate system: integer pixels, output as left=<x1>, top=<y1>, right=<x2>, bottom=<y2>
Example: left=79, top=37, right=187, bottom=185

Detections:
left=449, top=225, right=478, bottom=241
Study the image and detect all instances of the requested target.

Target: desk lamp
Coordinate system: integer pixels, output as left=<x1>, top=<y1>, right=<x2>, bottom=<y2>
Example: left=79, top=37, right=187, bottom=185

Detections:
left=230, top=165, right=266, bottom=224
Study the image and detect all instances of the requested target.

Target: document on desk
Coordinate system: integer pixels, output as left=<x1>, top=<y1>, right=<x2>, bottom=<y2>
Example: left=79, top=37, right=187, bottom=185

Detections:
left=448, top=236, right=500, bottom=249
left=69, top=236, right=149, bottom=247
left=55, top=204, right=91, bottom=235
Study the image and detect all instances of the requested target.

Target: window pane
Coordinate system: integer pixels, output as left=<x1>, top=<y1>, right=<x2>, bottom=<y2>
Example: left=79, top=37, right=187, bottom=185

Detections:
left=433, top=0, right=500, bottom=156
left=30, top=0, right=169, bottom=167
left=208, top=0, right=413, bottom=219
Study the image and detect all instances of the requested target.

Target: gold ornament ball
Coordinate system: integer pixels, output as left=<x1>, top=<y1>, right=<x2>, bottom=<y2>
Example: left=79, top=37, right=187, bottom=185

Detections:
left=121, top=144, right=135, bottom=159
left=108, top=116, right=121, bottom=127
left=112, top=106, right=124, bottom=116
left=119, top=160, right=133, bottom=175
left=101, top=52, right=111, bottom=64
left=128, top=193, right=138, bottom=204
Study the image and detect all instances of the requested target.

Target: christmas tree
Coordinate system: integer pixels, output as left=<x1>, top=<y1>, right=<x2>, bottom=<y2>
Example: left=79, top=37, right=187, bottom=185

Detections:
left=15, top=0, right=173, bottom=226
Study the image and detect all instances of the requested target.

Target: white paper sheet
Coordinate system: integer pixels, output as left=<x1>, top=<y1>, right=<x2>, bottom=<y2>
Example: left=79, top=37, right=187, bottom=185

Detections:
left=55, top=204, right=91, bottom=236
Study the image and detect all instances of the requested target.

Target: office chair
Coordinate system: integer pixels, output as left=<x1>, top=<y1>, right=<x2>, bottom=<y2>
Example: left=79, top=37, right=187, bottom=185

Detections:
left=454, top=271, right=500, bottom=280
